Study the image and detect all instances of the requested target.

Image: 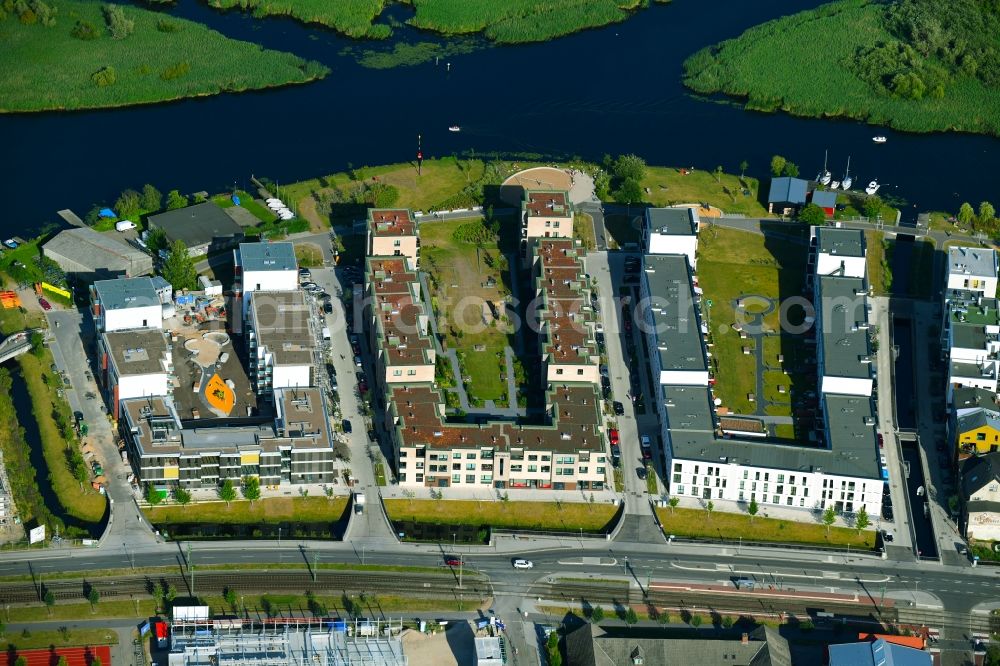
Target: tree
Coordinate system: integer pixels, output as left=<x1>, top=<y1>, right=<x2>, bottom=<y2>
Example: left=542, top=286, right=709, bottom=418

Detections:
left=855, top=505, right=870, bottom=532
left=822, top=505, right=837, bottom=534
left=56, top=657, right=69, bottom=666
left=92, top=659, right=102, bottom=666
left=782, top=162, right=800, bottom=178
left=980, top=201, right=996, bottom=225
left=624, top=607, right=638, bottom=626
left=590, top=605, right=605, bottom=623
left=146, top=227, right=168, bottom=255
left=705, top=500, right=714, bottom=521
left=14, top=657, right=27, bottom=666
left=146, top=483, right=161, bottom=505
left=44, top=589, right=55, bottom=616
left=224, top=587, right=238, bottom=610
left=86, top=587, right=100, bottom=611
left=798, top=202, right=827, bottom=226
left=739, top=160, right=749, bottom=178
left=690, top=614, right=703, bottom=627
left=546, top=631, right=562, bottom=666
left=958, top=202, right=975, bottom=226
left=667, top=496, right=679, bottom=514
left=612, top=154, right=647, bottom=183
left=114, top=188, right=142, bottom=219
left=714, top=165, right=723, bottom=183
left=151, top=582, right=164, bottom=612
left=614, top=178, right=643, bottom=205
left=161, top=239, right=198, bottom=291
left=173, top=487, right=191, bottom=505
left=770, top=155, right=786, bottom=176
left=141, top=184, right=162, bottom=212
left=29, top=331, right=44, bottom=358
left=165, top=189, right=188, bottom=210
left=863, top=196, right=883, bottom=221
left=243, top=476, right=260, bottom=504
left=219, top=478, right=236, bottom=505
left=103, top=3, right=133, bottom=39
left=747, top=497, right=759, bottom=523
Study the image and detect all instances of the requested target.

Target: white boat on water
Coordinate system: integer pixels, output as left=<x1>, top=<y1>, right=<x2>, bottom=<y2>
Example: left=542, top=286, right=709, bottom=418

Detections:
left=448, top=126, right=461, bottom=132
left=817, top=149, right=831, bottom=185
left=841, top=156, right=853, bottom=190
left=872, top=136, right=887, bottom=144
left=830, top=180, right=840, bottom=190
left=865, top=180, right=881, bottom=195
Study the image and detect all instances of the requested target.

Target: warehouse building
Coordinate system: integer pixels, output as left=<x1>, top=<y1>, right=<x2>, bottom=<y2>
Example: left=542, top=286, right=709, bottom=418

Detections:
left=42, top=227, right=152, bottom=282
left=147, top=202, right=244, bottom=256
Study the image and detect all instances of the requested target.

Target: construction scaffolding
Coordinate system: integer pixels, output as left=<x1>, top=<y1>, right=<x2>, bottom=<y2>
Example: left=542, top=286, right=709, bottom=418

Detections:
left=169, top=618, right=408, bottom=666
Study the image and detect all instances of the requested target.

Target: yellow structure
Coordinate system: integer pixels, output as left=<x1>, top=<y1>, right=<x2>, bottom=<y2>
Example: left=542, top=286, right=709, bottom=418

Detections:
left=204, top=373, right=235, bottom=415
left=956, top=408, right=1000, bottom=454
left=40, top=282, right=71, bottom=299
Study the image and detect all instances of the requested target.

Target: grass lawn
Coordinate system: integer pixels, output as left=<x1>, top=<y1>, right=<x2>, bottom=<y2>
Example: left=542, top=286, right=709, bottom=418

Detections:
left=0, top=628, right=118, bottom=652
left=696, top=226, right=809, bottom=416
left=421, top=217, right=512, bottom=402
left=641, top=166, right=768, bottom=217
left=144, top=496, right=348, bottom=524
left=0, top=0, right=327, bottom=113
left=574, top=212, right=596, bottom=251
left=10, top=599, right=156, bottom=623
left=204, top=592, right=482, bottom=618
left=213, top=190, right=275, bottom=223
left=865, top=231, right=890, bottom=295
left=294, top=243, right=324, bottom=268
left=385, top=499, right=617, bottom=532
left=655, top=506, right=875, bottom=549
left=603, top=213, right=642, bottom=249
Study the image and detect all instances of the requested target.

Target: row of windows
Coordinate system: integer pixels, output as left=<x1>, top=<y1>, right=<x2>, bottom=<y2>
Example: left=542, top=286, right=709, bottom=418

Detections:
left=391, top=369, right=419, bottom=376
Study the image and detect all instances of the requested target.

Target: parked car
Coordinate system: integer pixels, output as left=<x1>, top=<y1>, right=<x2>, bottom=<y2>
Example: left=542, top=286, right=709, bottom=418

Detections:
left=877, top=433, right=884, bottom=448
left=595, top=332, right=606, bottom=352
left=342, top=419, right=353, bottom=434
left=608, top=429, right=620, bottom=446
left=613, top=401, right=625, bottom=416
left=512, top=559, right=533, bottom=569
left=357, top=380, right=369, bottom=394
left=354, top=355, right=363, bottom=367
left=636, top=466, right=647, bottom=480
left=610, top=443, right=621, bottom=459
left=444, top=556, right=461, bottom=566
left=38, top=297, right=51, bottom=311
left=600, top=365, right=609, bottom=377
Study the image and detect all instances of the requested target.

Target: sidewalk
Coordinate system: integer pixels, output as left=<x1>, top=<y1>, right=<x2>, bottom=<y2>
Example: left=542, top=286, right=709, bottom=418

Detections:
left=380, top=484, right=621, bottom=505
left=668, top=495, right=870, bottom=531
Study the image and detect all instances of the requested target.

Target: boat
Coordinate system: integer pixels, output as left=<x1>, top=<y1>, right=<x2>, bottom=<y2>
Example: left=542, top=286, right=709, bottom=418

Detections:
left=830, top=180, right=840, bottom=190
left=865, top=180, right=880, bottom=195
left=448, top=126, right=461, bottom=132
left=841, top=156, right=853, bottom=190
left=3, top=239, right=17, bottom=249
left=817, top=149, right=831, bottom=185
left=873, top=136, right=887, bottom=144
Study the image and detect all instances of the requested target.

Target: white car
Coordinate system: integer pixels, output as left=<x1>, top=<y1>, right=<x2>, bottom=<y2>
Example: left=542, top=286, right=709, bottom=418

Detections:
left=512, top=559, right=533, bottom=570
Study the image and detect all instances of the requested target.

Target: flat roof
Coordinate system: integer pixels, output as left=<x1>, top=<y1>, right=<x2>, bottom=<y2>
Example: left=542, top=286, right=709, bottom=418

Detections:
left=369, top=209, right=416, bottom=237
left=248, top=291, right=315, bottom=365
left=536, top=239, right=598, bottom=366
left=646, top=207, right=697, bottom=236
left=949, top=246, right=998, bottom=279
left=275, top=387, right=333, bottom=450
left=367, top=256, right=434, bottom=367
left=524, top=190, right=571, bottom=217
left=43, top=227, right=149, bottom=273
left=238, top=242, right=297, bottom=272
left=816, top=227, right=865, bottom=258
left=952, top=323, right=994, bottom=350
left=92, top=277, right=159, bottom=310
left=147, top=202, right=243, bottom=248
left=817, top=275, right=871, bottom=379
left=644, top=254, right=708, bottom=373
left=950, top=297, right=1000, bottom=326
left=103, top=329, right=168, bottom=376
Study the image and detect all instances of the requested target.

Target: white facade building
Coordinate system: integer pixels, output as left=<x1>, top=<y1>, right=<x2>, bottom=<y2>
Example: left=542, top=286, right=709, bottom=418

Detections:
left=235, top=242, right=299, bottom=316
left=812, top=226, right=867, bottom=279
left=947, top=246, right=998, bottom=296
left=98, top=328, right=171, bottom=419
left=644, top=207, right=699, bottom=267
left=91, top=277, right=163, bottom=333
left=245, top=290, right=315, bottom=395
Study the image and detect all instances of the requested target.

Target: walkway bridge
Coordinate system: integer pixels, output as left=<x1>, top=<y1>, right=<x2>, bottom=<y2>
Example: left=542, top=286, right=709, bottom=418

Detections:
left=0, top=329, right=35, bottom=364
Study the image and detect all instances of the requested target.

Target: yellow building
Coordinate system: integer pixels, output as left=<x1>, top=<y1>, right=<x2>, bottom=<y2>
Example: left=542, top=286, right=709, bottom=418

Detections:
left=957, top=408, right=1000, bottom=454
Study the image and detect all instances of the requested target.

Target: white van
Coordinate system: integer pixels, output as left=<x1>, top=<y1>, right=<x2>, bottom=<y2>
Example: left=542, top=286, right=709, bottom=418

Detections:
left=321, top=327, right=331, bottom=341
left=115, top=220, right=137, bottom=232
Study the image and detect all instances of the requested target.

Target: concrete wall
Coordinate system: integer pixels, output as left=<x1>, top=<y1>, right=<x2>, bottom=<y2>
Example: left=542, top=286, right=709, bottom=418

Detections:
left=816, top=253, right=867, bottom=279
left=820, top=375, right=874, bottom=396
left=647, top=235, right=697, bottom=269
left=660, top=369, right=710, bottom=387
left=370, top=236, right=418, bottom=270
left=103, top=305, right=163, bottom=333
left=272, top=364, right=311, bottom=391
left=526, top=215, right=573, bottom=239
left=548, top=363, right=600, bottom=384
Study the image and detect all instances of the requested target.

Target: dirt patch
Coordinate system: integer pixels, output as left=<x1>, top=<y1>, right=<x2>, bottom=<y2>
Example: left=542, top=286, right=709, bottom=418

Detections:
left=399, top=622, right=476, bottom=666
left=499, top=166, right=573, bottom=206
left=295, top=193, right=325, bottom=231
left=673, top=202, right=722, bottom=218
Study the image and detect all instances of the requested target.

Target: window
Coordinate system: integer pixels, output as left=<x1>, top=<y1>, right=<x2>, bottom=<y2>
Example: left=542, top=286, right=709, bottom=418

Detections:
left=415, top=474, right=423, bottom=482
left=772, top=495, right=779, bottom=504
left=528, top=455, right=538, bottom=461
left=674, top=474, right=682, bottom=483
left=738, top=491, right=745, bottom=500
left=393, top=370, right=402, bottom=376
left=452, top=474, right=460, bottom=483
left=978, top=432, right=987, bottom=441
left=799, top=498, right=805, bottom=507
left=466, top=453, right=477, bottom=459
left=577, top=369, right=584, bottom=375
left=393, top=240, right=400, bottom=247
left=786, top=497, right=793, bottom=506
left=776, top=485, right=784, bottom=495
left=777, top=474, right=785, bottom=483
left=528, top=465, right=537, bottom=473
left=579, top=467, right=588, bottom=474
left=453, top=453, right=461, bottom=459
left=407, top=369, right=416, bottom=376
left=675, top=463, right=683, bottom=473
left=597, top=467, right=605, bottom=474
left=466, top=463, right=476, bottom=470
left=804, top=488, right=809, bottom=497
left=453, top=463, right=460, bottom=471
left=694, top=465, right=700, bottom=475
left=511, top=465, right=523, bottom=472
left=755, top=471, right=760, bottom=481
left=556, top=369, right=563, bottom=375
left=790, top=475, right=796, bottom=485
left=466, top=474, right=475, bottom=484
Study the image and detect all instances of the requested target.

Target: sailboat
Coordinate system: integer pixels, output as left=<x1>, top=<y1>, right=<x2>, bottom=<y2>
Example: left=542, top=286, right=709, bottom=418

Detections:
left=865, top=180, right=880, bottom=195
left=841, top=156, right=853, bottom=190
left=817, top=150, right=832, bottom=185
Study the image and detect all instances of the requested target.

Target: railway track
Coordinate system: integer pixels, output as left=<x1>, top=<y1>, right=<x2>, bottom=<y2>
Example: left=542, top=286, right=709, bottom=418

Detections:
left=0, top=570, right=490, bottom=605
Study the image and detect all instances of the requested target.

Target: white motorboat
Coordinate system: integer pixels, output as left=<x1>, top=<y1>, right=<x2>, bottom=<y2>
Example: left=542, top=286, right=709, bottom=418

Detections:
left=865, top=180, right=880, bottom=195
left=841, top=156, right=853, bottom=190
left=448, top=126, right=461, bottom=132
left=817, top=149, right=831, bottom=185
left=830, top=180, right=840, bottom=190
left=872, top=136, right=887, bottom=143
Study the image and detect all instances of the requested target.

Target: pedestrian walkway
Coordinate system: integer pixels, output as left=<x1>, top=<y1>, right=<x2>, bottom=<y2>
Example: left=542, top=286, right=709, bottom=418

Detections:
left=379, top=483, right=621, bottom=505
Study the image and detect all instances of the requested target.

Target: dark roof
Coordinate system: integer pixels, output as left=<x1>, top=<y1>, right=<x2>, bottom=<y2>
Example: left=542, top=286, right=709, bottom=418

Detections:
left=148, top=202, right=243, bottom=248
left=93, top=277, right=159, bottom=310
left=952, top=386, right=997, bottom=410
left=816, top=227, right=865, bottom=258
left=811, top=190, right=838, bottom=208
left=644, top=254, right=709, bottom=373
left=962, top=452, right=1000, bottom=498
left=238, top=242, right=297, bottom=272
left=646, top=207, right=697, bottom=236
left=767, top=177, right=808, bottom=205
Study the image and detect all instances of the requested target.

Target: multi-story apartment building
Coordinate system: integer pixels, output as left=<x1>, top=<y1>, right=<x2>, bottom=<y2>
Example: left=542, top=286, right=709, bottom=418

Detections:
left=643, top=207, right=699, bottom=266
left=233, top=241, right=298, bottom=319
left=947, top=246, right=998, bottom=295
left=812, top=227, right=868, bottom=279
left=366, top=256, right=435, bottom=385
left=535, top=239, right=600, bottom=385
left=645, top=226, right=883, bottom=517
left=120, top=387, right=335, bottom=489
left=244, top=290, right=315, bottom=396
left=941, top=289, right=1000, bottom=398
left=522, top=191, right=573, bottom=239
left=97, top=328, right=172, bottom=419
left=367, top=209, right=419, bottom=270
left=91, top=277, right=163, bottom=333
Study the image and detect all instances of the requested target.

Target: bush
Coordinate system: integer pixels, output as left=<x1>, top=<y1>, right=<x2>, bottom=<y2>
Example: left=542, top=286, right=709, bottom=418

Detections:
left=91, top=66, right=116, bottom=87
left=102, top=3, right=133, bottom=39
left=452, top=220, right=495, bottom=245
left=160, top=61, right=191, bottom=80
left=71, top=19, right=99, bottom=39
left=156, top=18, right=180, bottom=32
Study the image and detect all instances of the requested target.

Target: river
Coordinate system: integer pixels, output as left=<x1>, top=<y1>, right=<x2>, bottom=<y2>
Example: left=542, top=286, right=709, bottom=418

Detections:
left=2, top=0, right=998, bottom=233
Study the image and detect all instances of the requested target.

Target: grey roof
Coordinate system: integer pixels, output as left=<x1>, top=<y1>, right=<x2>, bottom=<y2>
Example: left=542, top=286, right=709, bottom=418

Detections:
left=811, top=189, right=838, bottom=209
left=956, top=408, right=1000, bottom=435
left=949, top=246, right=998, bottom=279
left=248, top=291, right=316, bottom=365
left=952, top=322, right=993, bottom=350
left=816, top=275, right=872, bottom=379
left=644, top=254, right=708, bottom=373
left=952, top=386, right=997, bottom=409
left=962, top=452, right=1000, bottom=498
left=103, top=329, right=169, bottom=376
left=950, top=361, right=994, bottom=381
left=767, top=177, right=808, bottom=205
left=664, top=385, right=879, bottom=478
left=42, top=227, right=151, bottom=275
left=150, top=276, right=171, bottom=292
left=239, top=241, right=297, bottom=272
left=646, top=207, right=697, bottom=236
left=967, top=500, right=1000, bottom=515
left=565, top=625, right=790, bottom=666
left=817, top=227, right=865, bottom=258
left=93, top=277, right=159, bottom=310
left=828, top=639, right=931, bottom=666
left=147, top=202, right=243, bottom=249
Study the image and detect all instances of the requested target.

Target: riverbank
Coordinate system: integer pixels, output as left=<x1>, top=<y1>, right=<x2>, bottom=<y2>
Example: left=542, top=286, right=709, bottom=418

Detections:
left=682, top=0, right=1000, bottom=137
left=0, top=0, right=328, bottom=114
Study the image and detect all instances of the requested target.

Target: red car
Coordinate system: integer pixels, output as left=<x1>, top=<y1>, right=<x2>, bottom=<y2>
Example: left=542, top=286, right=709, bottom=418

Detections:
left=609, top=429, right=620, bottom=446
left=357, top=380, right=369, bottom=394
left=38, top=297, right=51, bottom=311
left=877, top=433, right=884, bottom=449
left=444, top=556, right=461, bottom=566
